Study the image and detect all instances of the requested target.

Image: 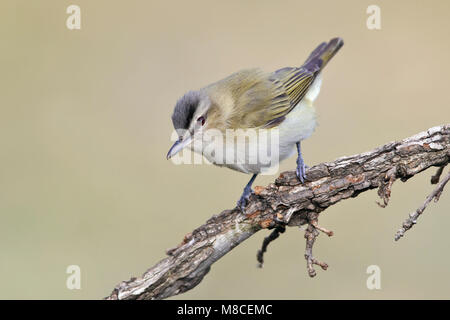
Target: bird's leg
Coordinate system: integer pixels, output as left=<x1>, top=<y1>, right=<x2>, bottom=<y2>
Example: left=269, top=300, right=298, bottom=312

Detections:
left=296, top=141, right=307, bottom=183
left=237, top=174, right=258, bottom=212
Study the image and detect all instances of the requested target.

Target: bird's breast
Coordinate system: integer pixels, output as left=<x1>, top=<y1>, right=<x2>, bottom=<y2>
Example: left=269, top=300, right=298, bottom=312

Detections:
left=277, top=100, right=317, bottom=154
left=196, top=100, right=317, bottom=174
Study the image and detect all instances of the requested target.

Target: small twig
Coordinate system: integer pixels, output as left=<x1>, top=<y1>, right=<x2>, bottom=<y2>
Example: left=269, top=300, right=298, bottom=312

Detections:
left=304, top=224, right=328, bottom=277
left=431, top=166, right=446, bottom=184
left=395, top=170, right=450, bottom=241
left=256, top=215, right=333, bottom=274
left=377, top=167, right=397, bottom=208
left=310, top=219, right=334, bottom=237
left=257, top=225, right=285, bottom=268
left=255, top=208, right=297, bottom=267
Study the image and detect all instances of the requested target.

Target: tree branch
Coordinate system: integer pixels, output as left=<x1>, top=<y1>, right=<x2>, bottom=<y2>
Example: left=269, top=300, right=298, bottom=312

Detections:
left=106, top=124, right=450, bottom=300
left=394, top=169, right=450, bottom=241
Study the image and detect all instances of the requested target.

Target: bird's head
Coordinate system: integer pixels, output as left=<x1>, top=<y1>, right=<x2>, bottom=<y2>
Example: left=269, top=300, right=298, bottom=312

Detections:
left=166, top=90, right=212, bottom=159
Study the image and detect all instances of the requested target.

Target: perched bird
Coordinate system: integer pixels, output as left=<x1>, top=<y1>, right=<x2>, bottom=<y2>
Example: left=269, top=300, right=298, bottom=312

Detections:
left=167, top=37, right=343, bottom=211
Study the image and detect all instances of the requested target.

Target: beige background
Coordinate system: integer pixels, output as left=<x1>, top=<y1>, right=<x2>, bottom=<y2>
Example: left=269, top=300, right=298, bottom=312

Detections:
left=1, top=0, right=450, bottom=299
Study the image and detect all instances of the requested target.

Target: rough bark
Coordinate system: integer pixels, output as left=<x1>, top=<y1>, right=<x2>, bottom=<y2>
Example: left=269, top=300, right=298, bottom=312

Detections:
left=106, top=124, right=449, bottom=300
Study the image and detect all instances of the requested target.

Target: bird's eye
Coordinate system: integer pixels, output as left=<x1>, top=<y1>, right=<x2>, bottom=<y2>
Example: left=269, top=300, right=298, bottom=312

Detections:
left=197, top=116, right=205, bottom=126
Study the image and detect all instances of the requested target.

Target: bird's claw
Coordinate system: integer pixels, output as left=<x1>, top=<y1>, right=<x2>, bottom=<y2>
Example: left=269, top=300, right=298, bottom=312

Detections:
left=296, top=158, right=307, bottom=183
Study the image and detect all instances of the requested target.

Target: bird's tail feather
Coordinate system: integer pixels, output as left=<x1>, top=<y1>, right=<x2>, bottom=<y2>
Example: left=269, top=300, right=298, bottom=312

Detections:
left=302, top=37, right=344, bottom=73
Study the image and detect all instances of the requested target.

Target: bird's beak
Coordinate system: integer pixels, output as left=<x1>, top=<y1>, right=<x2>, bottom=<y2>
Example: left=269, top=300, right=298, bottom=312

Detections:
left=166, top=135, right=192, bottom=160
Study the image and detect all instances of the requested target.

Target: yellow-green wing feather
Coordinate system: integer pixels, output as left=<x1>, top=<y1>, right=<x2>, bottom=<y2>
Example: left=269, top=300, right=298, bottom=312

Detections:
left=204, top=68, right=287, bottom=130
left=205, top=38, right=343, bottom=130
left=261, top=37, right=344, bottom=128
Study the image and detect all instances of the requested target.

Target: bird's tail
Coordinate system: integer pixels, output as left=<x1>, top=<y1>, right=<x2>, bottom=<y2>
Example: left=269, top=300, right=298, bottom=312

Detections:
left=302, top=37, right=344, bottom=73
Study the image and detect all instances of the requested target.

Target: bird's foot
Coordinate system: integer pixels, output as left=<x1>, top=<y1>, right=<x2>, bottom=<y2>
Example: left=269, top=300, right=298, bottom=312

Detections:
left=295, top=141, right=308, bottom=183
left=237, top=186, right=254, bottom=212
left=296, top=156, right=308, bottom=183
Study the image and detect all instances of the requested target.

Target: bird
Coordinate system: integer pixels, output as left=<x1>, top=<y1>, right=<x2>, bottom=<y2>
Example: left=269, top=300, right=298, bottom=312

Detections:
left=167, top=37, right=343, bottom=211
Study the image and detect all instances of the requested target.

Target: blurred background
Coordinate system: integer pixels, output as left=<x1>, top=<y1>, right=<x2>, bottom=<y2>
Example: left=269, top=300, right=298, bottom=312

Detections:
left=1, top=0, right=450, bottom=299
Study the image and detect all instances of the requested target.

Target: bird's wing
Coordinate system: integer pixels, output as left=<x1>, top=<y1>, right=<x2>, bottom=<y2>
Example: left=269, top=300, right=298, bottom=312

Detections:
left=211, top=67, right=314, bottom=130
left=215, top=66, right=316, bottom=129
left=207, top=38, right=343, bottom=130
left=265, top=67, right=317, bottom=126
left=237, top=38, right=343, bottom=129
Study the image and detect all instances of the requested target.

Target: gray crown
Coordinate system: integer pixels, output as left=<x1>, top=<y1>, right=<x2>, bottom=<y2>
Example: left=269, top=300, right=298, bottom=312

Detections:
left=171, top=91, right=202, bottom=130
